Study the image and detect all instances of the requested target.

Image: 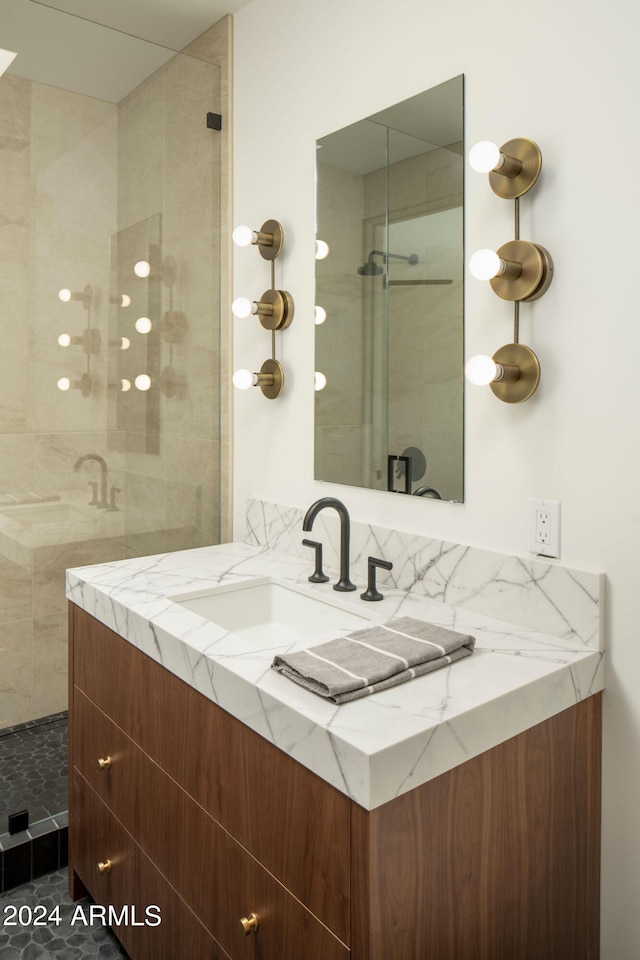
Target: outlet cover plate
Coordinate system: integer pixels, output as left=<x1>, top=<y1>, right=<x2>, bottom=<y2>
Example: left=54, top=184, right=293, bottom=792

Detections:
left=529, top=498, right=561, bottom=558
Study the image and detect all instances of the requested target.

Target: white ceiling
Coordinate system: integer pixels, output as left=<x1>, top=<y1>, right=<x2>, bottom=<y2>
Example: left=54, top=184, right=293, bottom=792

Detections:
left=2, top=0, right=250, bottom=102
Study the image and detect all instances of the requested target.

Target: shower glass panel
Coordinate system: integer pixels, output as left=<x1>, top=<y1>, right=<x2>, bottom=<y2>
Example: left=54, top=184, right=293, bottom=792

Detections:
left=0, top=4, right=227, bottom=844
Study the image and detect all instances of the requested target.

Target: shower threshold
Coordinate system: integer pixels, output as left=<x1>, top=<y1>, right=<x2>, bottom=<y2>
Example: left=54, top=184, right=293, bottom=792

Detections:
left=0, top=712, right=69, bottom=893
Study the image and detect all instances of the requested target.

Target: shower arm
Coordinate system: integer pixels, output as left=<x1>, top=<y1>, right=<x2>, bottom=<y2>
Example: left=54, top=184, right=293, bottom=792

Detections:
left=366, top=250, right=418, bottom=267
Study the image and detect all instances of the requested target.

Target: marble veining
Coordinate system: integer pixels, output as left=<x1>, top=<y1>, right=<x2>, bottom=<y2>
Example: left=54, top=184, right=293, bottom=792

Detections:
left=246, top=499, right=603, bottom=650
left=66, top=507, right=604, bottom=809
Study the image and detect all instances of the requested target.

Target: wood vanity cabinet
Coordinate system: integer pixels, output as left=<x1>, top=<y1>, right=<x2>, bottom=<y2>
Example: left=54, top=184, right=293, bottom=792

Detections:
left=69, top=603, right=601, bottom=960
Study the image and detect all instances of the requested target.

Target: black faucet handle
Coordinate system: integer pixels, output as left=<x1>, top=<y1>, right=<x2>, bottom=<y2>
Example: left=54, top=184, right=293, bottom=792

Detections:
left=361, top=556, right=393, bottom=602
left=302, top=539, right=330, bottom=583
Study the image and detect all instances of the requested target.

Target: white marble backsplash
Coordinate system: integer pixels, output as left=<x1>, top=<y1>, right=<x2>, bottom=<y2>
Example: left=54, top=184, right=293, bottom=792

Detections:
left=245, top=498, right=604, bottom=650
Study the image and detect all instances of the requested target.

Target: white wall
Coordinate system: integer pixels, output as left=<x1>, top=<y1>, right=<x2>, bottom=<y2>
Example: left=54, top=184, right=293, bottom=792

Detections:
left=233, top=0, right=640, bottom=955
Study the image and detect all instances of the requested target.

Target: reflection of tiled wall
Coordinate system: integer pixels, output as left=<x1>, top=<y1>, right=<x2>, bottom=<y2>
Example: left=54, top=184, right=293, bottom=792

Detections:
left=0, top=17, right=231, bottom=728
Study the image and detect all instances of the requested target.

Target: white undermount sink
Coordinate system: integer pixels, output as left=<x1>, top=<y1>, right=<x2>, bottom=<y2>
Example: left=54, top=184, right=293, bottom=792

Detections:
left=170, top=576, right=375, bottom=643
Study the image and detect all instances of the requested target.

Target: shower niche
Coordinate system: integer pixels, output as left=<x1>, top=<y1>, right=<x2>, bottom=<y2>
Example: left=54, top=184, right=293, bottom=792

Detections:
left=314, top=75, right=464, bottom=502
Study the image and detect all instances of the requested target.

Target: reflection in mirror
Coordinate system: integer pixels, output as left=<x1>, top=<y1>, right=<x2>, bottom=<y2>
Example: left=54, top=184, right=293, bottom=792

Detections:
left=314, top=75, right=464, bottom=501
left=112, top=215, right=161, bottom=454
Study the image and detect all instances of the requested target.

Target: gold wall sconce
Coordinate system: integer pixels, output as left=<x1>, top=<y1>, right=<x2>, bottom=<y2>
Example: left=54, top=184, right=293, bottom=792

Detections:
left=57, top=373, right=93, bottom=397
left=57, top=283, right=98, bottom=398
left=232, top=359, right=284, bottom=399
left=131, top=253, right=188, bottom=399
left=233, top=218, right=294, bottom=399
left=58, top=284, right=93, bottom=308
left=110, top=293, right=131, bottom=307
left=133, top=254, right=176, bottom=286
left=469, top=138, right=542, bottom=199
left=57, top=329, right=101, bottom=354
left=233, top=220, right=284, bottom=261
left=232, top=291, right=294, bottom=330
left=108, top=378, right=132, bottom=392
left=466, top=137, right=553, bottom=404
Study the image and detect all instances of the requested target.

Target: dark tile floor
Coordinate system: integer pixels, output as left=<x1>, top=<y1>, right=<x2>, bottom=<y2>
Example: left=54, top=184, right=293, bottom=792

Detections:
left=0, top=715, right=68, bottom=833
left=0, top=868, right=129, bottom=958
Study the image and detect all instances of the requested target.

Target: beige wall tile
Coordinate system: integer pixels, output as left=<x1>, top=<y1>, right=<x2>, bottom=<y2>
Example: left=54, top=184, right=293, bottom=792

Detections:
left=0, top=554, right=32, bottom=625
left=32, top=613, right=67, bottom=719
left=0, top=619, right=33, bottom=727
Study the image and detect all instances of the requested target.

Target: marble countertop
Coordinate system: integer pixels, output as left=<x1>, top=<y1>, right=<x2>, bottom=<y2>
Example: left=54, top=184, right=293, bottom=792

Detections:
left=66, top=540, right=605, bottom=810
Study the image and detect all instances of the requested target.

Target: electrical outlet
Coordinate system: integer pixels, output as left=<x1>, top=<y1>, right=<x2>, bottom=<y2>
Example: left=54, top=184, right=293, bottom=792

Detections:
left=529, top=499, right=561, bottom=558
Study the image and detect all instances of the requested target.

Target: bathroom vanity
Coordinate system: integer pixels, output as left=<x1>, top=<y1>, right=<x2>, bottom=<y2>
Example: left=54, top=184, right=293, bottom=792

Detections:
left=67, top=529, right=603, bottom=960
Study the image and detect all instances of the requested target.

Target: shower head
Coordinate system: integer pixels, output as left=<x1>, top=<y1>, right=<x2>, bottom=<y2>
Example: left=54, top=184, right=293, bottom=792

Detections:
left=357, top=250, right=418, bottom=276
left=357, top=259, right=384, bottom=276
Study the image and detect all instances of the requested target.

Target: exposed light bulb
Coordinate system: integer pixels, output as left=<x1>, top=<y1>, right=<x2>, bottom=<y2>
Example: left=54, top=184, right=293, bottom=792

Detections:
left=134, top=374, right=151, bottom=391
left=120, top=337, right=131, bottom=350
left=135, top=317, right=152, bottom=334
left=469, top=140, right=503, bottom=173
left=120, top=378, right=131, bottom=392
left=231, top=297, right=254, bottom=319
left=57, top=377, right=71, bottom=391
left=314, top=371, right=327, bottom=391
left=120, top=294, right=131, bottom=307
left=58, top=288, right=72, bottom=302
left=465, top=355, right=499, bottom=386
left=469, top=249, right=502, bottom=281
left=232, top=225, right=256, bottom=247
left=57, top=333, right=71, bottom=347
left=315, top=239, right=329, bottom=260
left=134, top=260, right=151, bottom=278
left=232, top=369, right=257, bottom=390
left=314, top=305, right=327, bottom=325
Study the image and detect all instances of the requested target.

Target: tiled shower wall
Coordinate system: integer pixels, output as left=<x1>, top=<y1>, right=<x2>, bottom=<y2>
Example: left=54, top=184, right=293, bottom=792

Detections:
left=0, top=17, right=231, bottom=728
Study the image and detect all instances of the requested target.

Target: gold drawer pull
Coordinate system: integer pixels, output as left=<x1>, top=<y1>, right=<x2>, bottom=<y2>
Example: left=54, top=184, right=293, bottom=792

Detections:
left=97, top=859, right=112, bottom=874
left=239, top=912, right=259, bottom=937
left=97, top=756, right=112, bottom=770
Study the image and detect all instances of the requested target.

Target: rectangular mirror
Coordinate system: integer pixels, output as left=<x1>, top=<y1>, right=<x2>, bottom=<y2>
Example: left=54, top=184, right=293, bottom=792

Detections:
left=314, top=75, right=464, bottom=501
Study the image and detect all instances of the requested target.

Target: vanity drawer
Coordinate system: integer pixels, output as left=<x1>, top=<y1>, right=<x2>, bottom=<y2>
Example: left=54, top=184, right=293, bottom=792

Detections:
left=71, top=772, right=227, bottom=960
left=71, top=603, right=351, bottom=942
left=72, top=691, right=349, bottom=960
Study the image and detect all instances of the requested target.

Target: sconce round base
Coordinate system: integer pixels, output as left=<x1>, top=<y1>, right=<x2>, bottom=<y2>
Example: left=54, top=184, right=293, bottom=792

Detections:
left=257, top=219, right=284, bottom=261
left=81, top=284, right=93, bottom=309
left=490, top=343, right=540, bottom=403
left=79, top=373, right=93, bottom=398
left=259, top=358, right=284, bottom=399
left=258, top=290, right=295, bottom=330
left=489, top=138, right=542, bottom=199
left=490, top=241, right=553, bottom=302
left=161, top=365, right=185, bottom=399
left=160, top=310, right=188, bottom=342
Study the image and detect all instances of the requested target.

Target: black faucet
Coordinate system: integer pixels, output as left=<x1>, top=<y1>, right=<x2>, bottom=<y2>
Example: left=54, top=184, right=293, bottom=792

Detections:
left=302, top=497, right=356, bottom=592
left=73, top=453, right=108, bottom=508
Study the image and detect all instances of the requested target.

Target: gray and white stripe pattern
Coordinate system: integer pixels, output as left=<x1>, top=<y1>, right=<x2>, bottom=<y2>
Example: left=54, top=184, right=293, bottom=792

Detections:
left=272, top=617, right=476, bottom=703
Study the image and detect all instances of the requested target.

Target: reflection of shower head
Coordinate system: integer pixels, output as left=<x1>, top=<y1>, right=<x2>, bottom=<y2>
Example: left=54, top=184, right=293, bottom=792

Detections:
left=357, top=249, right=418, bottom=276
left=357, top=258, right=384, bottom=276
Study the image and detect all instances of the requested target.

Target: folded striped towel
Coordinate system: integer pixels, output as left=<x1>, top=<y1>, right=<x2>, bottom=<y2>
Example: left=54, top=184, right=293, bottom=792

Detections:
left=271, top=616, right=475, bottom=704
